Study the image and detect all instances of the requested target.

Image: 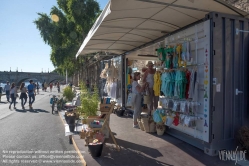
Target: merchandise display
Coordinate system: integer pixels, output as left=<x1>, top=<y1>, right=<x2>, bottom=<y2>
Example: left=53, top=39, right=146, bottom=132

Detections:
left=100, top=58, right=122, bottom=104
left=125, top=20, right=210, bottom=142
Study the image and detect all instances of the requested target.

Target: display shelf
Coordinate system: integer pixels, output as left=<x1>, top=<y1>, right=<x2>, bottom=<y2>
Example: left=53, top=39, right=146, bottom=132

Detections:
left=167, top=123, right=203, bottom=140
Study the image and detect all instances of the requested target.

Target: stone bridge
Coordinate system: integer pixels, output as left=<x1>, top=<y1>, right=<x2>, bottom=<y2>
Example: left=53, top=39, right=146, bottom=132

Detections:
left=0, top=71, right=65, bottom=86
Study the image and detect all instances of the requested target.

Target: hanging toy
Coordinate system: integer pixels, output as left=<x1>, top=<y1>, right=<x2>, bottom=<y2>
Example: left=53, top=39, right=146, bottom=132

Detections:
left=173, top=46, right=178, bottom=68
left=164, top=46, right=171, bottom=68
left=157, top=47, right=166, bottom=61
left=176, top=44, right=184, bottom=67
left=181, top=41, right=187, bottom=67
left=173, top=112, right=180, bottom=126
left=186, top=41, right=191, bottom=62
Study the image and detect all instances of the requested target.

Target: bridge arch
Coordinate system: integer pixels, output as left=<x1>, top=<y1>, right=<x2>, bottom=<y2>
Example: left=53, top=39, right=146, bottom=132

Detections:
left=49, top=79, right=65, bottom=84
left=16, top=78, right=43, bottom=86
left=0, top=72, right=65, bottom=86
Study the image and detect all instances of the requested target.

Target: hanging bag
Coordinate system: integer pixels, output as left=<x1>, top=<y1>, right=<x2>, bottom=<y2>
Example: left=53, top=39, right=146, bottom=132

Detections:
left=143, top=88, right=150, bottom=104
left=126, top=93, right=137, bottom=107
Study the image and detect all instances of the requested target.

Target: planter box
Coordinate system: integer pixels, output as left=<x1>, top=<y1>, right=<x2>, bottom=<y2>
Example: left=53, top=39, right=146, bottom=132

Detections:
left=86, top=116, right=101, bottom=125
left=99, top=104, right=111, bottom=112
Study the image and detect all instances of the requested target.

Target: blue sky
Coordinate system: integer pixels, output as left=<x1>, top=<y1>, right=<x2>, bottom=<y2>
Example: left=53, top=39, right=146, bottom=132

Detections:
left=0, top=0, right=108, bottom=72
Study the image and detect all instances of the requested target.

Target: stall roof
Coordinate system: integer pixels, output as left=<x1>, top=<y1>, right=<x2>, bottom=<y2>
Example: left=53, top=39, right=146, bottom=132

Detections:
left=76, top=0, right=248, bottom=58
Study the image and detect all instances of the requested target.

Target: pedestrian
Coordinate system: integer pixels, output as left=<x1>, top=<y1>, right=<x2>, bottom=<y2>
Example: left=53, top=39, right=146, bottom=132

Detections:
left=0, top=86, right=3, bottom=102
left=69, top=82, right=73, bottom=91
left=19, top=82, right=28, bottom=109
left=27, top=80, right=35, bottom=109
left=91, top=85, right=94, bottom=92
left=9, top=82, right=17, bottom=109
left=142, top=61, right=157, bottom=115
left=49, top=83, right=53, bottom=92
left=4, top=81, right=10, bottom=102
left=36, top=82, right=39, bottom=94
left=33, top=83, right=37, bottom=95
left=132, top=72, right=147, bottom=128
left=44, top=82, right=47, bottom=92
left=57, top=82, right=60, bottom=93
left=42, top=82, right=44, bottom=91
left=86, top=80, right=90, bottom=91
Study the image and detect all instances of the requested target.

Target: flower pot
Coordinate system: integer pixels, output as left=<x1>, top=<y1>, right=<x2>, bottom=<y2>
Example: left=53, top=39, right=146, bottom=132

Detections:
left=156, top=128, right=165, bottom=136
left=65, top=115, right=76, bottom=124
left=69, top=124, right=75, bottom=132
left=88, top=143, right=103, bottom=157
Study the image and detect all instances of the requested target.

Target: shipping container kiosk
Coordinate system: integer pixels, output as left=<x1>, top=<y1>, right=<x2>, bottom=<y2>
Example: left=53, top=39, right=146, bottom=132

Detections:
left=76, top=1, right=249, bottom=156
left=124, top=12, right=249, bottom=156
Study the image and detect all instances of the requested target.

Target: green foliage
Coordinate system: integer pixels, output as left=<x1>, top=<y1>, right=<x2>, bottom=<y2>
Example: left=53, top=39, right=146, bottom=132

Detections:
left=63, top=86, right=75, bottom=101
left=79, top=82, right=99, bottom=118
left=34, top=0, right=101, bottom=77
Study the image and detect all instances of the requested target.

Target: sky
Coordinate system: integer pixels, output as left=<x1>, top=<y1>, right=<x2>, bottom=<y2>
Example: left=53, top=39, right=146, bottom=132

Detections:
left=0, top=0, right=108, bottom=73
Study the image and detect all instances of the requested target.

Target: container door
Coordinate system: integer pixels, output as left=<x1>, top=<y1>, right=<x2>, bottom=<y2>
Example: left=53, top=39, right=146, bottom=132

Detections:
left=211, top=12, right=249, bottom=146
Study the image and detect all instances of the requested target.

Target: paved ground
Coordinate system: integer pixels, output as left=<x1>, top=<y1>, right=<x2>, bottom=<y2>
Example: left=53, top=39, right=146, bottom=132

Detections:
left=59, top=109, right=248, bottom=166
left=2, top=88, right=247, bottom=166
left=0, top=89, right=83, bottom=166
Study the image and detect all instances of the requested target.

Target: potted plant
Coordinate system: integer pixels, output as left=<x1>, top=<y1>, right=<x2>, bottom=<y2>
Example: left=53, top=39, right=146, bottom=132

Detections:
left=88, top=132, right=105, bottom=157
left=88, top=139, right=104, bottom=157
left=65, top=111, right=76, bottom=132
left=79, top=82, right=99, bottom=124
left=62, top=86, right=75, bottom=102
left=156, top=122, right=166, bottom=136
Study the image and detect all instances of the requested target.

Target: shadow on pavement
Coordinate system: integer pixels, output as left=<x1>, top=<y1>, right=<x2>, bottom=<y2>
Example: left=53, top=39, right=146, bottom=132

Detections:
left=34, top=109, right=50, bottom=113
left=148, top=133, right=235, bottom=166
left=0, top=102, right=9, bottom=104
left=15, top=109, right=27, bottom=113
left=93, top=137, right=171, bottom=166
left=28, top=109, right=39, bottom=113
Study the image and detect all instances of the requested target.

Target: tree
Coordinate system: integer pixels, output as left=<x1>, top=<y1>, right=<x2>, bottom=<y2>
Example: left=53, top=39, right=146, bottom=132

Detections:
left=34, top=0, right=101, bottom=76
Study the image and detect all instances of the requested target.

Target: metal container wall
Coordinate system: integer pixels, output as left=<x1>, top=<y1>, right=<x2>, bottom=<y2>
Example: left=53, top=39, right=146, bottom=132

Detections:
left=205, top=12, right=249, bottom=155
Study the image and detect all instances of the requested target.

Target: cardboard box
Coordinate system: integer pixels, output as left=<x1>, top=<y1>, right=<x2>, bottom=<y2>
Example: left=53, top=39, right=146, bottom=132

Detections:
left=99, top=104, right=111, bottom=112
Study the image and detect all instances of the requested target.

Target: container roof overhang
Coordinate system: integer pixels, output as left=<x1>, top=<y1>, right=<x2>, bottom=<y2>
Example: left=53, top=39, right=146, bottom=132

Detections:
left=76, top=0, right=249, bottom=59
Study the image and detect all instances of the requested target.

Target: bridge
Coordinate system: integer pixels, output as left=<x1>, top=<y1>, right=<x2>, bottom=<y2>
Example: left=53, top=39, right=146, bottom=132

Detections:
left=0, top=71, right=65, bottom=86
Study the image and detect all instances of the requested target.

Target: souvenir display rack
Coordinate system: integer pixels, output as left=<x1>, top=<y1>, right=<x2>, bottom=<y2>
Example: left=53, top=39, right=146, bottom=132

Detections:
left=100, top=57, right=122, bottom=106
left=153, top=20, right=210, bottom=142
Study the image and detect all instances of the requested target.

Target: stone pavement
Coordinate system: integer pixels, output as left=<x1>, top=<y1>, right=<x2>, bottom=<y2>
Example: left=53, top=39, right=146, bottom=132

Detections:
left=58, top=109, right=249, bottom=166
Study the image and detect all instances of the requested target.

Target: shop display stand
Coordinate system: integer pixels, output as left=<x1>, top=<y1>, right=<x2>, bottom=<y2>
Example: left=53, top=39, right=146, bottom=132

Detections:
left=88, top=103, right=120, bottom=151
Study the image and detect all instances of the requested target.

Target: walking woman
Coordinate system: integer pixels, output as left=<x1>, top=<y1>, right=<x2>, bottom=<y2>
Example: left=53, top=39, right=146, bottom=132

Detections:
left=49, top=83, right=53, bottom=92
left=57, top=82, right=60, bottom=93
left=132, top=72, right=147, bottom=128
left=19, top=82, right=28, bottom=109
left=9, top=82, right=17, bottom=109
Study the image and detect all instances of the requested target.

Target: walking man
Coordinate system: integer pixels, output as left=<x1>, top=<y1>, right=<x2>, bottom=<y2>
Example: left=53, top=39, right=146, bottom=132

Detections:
left=4, top=81, right=10, bottom=102
left=27, top=80, right=35, bottom=109
left=49, top=83, right=53, bottom=92
left=36, top=82, right=40, bottom=94
left=0, top=86, right=3, bottom=102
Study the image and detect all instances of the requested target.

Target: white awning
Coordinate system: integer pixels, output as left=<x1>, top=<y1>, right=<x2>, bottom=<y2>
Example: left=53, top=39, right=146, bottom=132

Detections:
left=76, top=0, right=248, bottom=58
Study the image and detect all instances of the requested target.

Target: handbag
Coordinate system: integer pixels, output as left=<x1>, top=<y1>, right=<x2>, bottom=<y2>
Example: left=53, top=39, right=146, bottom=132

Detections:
left=126, top=93, right=137, bottom=107
left=143, top=88, right=151, bottom=104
